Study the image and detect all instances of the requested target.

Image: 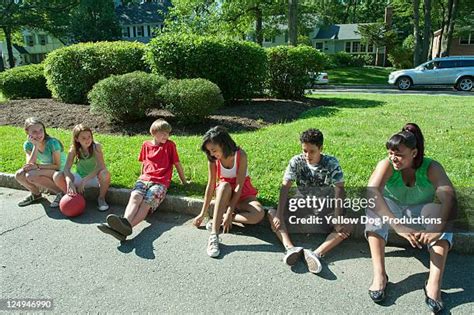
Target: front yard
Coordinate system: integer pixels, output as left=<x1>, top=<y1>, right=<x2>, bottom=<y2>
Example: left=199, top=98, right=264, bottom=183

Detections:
left=326, top=66, right=395, bottom=85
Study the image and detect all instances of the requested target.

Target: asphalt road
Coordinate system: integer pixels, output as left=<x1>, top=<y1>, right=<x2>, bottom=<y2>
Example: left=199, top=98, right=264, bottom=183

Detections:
left=307, top=86, right=474, bottom=96
left=1, top=187, right=473, bottom=313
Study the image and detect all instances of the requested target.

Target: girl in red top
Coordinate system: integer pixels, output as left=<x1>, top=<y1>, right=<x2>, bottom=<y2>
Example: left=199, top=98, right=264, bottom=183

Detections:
left=193, top=126, right=264, bottom=258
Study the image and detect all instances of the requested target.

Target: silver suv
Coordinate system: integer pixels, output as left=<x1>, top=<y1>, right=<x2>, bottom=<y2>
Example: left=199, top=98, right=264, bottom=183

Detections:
left=388, top=56, right=474, bottom=91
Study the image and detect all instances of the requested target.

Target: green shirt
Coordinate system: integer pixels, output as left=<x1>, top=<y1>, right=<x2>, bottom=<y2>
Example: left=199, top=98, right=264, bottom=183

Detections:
left=75, top=148, right=98, bottom=178
left=23, top=137, right=67, bottom=170
left=384, top=157, right=436, bottom=205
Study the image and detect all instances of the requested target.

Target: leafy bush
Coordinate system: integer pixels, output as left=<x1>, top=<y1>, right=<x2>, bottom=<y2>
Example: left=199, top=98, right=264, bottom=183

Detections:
left=88, top=71, right=167, bottom=122
left=388, top=47, right=413, bottom=69
left=0, top=64, right=51, bottom=99
left=44, top=41, right=147, bottom=104
left=327, top=51, right=366, bottom=68
left=146, top=33, right=267, bottom=101
left=266, top=45, right=327, bottom=99
left=159, top=78, right=224, bottom=123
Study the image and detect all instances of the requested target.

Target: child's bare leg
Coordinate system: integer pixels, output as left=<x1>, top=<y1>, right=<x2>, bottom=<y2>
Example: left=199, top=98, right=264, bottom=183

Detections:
left=52, top=171, right=67, bottom=194
left=212, top=182, right=232, bottom=234
left=129, top=202, right=152, bottom=227
left=26, top=169, right=60, bottom=194
left=15, top=168, right=41, bottom=194
left=123, top=192, right=144, bottom=224
left=314, top=232, right=346, bottom=256
left=426, top=240, right=449, bottom=301
left=267, top=208, right=295, bottom=249
left=97, top=169, right=111, bottom=199
left=234, top=197, right=265, bottom=224
left=367, top=232, right=387, bottom=291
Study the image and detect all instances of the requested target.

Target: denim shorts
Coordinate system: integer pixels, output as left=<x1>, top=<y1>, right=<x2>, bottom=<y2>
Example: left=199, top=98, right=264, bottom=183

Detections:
left=364, top=197, right=453, bottom=249
left=132, top=180, right=167, bottom=212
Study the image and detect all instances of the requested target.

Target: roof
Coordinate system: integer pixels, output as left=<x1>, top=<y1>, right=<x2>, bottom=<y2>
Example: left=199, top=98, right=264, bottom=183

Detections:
left=314, top=24, right=362, bottom=40
left=115, top=1, right=171, bottom=25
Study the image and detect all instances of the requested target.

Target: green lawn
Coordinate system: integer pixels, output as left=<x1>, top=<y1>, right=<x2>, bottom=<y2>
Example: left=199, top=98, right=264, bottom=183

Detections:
left=326, top=66, right=395, bottom=85
left=0, top=91, right=6, bottom=103
left=1, top=94, right=472, bottom=226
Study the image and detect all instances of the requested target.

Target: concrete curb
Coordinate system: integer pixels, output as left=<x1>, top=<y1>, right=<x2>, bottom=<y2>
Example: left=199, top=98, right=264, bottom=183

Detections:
left=1, top=172, right=472, bottom=254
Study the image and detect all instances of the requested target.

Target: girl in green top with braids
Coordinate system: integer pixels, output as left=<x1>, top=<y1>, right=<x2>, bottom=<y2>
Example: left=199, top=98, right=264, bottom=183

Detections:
left=53, top=124, right=111, bottom=211
left=365, top=123, right=457, bottom=314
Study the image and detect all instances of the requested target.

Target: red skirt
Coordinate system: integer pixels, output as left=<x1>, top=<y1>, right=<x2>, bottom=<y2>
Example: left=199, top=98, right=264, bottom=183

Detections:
left=216, top=176, right=258, bottom=201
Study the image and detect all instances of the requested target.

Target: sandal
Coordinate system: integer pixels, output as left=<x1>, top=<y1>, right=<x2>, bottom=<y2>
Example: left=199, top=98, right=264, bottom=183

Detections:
left=369, top=274, right=389, bottom=303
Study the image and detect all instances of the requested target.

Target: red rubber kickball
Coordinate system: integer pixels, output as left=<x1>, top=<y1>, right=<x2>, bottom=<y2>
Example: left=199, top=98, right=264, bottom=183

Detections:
left=59, top=194, right=86, bottom=217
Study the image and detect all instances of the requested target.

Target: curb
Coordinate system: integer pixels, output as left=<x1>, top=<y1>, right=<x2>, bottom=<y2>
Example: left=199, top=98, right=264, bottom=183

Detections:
left=1, top=172, right=472, bottom=254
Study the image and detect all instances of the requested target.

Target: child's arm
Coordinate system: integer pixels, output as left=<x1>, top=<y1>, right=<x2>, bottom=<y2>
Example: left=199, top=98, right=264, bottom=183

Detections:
left=192, top=161, right=216, bottom=227
left=272, top=180, right=293, bottom=230
left=174, top=162, right=188, bottom=185
left=63, top=148, right=77, bottom=194
left=36, top=150, right=62, bottom=170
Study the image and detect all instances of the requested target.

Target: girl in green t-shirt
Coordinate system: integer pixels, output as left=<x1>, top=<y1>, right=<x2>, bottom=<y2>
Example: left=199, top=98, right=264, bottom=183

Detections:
left=53, top=124, right=111, bottom=211
left=15, top=117, right=67, bottom=207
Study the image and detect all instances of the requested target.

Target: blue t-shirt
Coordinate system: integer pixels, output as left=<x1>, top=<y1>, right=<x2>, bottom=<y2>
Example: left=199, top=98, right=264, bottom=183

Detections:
left=23, top=137, right=67, bottom=170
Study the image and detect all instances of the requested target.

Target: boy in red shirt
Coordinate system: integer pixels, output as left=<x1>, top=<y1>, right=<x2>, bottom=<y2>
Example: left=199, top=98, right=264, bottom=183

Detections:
left=98, top=119, right=187, bottom=241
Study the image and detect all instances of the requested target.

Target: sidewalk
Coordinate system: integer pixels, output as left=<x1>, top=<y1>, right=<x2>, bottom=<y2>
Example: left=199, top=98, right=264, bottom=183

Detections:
left=1, top=187, right=473, bottom=313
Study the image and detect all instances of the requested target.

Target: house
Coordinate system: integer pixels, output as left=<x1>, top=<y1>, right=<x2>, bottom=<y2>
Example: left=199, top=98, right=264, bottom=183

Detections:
left=0, top=30, right=65, bottom=69
left=115, top=0, right=171, bottom=43
left=432, top=29, right=474, bottom=59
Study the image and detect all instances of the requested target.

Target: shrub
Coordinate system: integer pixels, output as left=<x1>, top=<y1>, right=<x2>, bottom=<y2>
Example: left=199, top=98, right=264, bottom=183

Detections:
left=266, top=45, right=327, bottom=99
left=146, top=33, right=267, bottom=101
left=388, top=47, right=413, bottom=69
left=327, top=51, right=366, bottom=68
left=159, top=78, right=224, bottom=123
left=88, top=71, right=167, bottom=122
left=44, top=41, right=147, bottom=104
left=0, top=64, right=51, bottom=99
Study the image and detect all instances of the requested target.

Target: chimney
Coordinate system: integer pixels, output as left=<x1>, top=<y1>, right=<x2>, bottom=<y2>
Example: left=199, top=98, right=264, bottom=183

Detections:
left=385, top=6, right=393, bottom=29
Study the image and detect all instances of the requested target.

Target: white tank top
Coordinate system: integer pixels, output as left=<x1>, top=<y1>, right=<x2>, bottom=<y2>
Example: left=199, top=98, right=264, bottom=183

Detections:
left=219, top=153, right=248, bottom=178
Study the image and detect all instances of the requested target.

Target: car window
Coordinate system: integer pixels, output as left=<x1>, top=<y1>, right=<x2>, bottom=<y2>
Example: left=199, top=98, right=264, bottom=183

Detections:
left=459, top=60, right=474, bottom=67
left=438, top=60, right=457, bottom=69
left=424, top=62, right=436, bottom=70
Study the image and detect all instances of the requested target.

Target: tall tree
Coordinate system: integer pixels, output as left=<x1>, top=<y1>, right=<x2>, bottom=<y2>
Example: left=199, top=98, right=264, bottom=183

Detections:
left=69, top=0, right=121, bottom=42
left=440, top=0, right=459, bottom=56
left=413, top=0, right=422, bottom=65
left=421, top=0, right=432, bottom=62
left=0, top=0, right=78, bottom=68
left=288, top=0, right=298, bottom=45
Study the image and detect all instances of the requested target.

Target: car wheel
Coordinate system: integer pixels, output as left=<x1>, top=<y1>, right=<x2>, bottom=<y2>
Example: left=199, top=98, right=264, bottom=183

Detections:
left=456, top=76, right=473, bottom=91
left=396, top=76, right=412, bottom=90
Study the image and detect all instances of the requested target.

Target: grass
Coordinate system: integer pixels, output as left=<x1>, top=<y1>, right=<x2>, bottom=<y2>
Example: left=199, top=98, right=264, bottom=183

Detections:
left=1, top=94, right=472, bottom=227
left=0, top=91, right=6, bottom=103
left=326, top=66, right=395, bottom=85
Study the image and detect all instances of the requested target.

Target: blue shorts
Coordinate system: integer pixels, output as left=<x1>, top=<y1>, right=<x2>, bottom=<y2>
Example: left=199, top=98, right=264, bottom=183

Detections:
left=132, top=180, right=167, bottom=212
left=365, top=197, right=453, bottom=249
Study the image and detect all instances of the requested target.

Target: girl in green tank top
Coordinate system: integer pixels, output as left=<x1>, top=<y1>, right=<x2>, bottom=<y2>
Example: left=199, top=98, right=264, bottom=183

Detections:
left=366, top=123, right=457, bottom=314
left=53, top=124, right=111, bottom=212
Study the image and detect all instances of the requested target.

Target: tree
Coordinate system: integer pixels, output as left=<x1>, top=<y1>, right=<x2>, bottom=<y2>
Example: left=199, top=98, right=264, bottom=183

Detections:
left=69, top=0, right=121, bottom=42
left=421, top=0, right=432, bottom=62
left=412, top=0, right=422, bottom=65
left=0, top=0, right=77, bottom=68
left=288, top=0, right=298, bottom=45
left=358, top=22, right=397, bottom=66
left=440, top=0, right=459, bottom=56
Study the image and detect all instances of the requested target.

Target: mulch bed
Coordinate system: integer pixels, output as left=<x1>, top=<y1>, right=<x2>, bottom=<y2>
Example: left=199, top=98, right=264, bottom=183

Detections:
left=0, top=97, right=331, bottom=136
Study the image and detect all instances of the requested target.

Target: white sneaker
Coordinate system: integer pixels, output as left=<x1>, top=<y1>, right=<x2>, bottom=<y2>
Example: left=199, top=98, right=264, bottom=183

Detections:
left=303, top=249, right=322, bottom=274
left=97, top=197, right=109, bottom=211
left=207, top=233, right=220, bottom=258
left=206, top=221, right=213, bottom=232
left=283, top=246, right=303, bottom=266
left=50, top=193, right=64, bottom=208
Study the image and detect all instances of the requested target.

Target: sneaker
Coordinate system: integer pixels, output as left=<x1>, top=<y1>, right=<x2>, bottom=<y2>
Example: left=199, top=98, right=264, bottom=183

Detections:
left=303, top=249, right=322, bottom=274
left=97, top=197, right=109, bottom=211
left=18, top=193, right=43, bottom=207
left=50, top=192, right=64, bottom=208
left=97, top=223, right=126, bottom=242
left=107, top=214, right=132, bottom=236
left=283, top=246, right=303, bottom=266
left=207, top=233, right=220, bottom=258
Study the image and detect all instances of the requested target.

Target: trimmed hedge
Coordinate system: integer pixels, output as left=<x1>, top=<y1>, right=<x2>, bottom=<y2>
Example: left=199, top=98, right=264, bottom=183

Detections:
left=159, top=78, right=224, bottom=123
left=88, top=71, right=167, bottom=122
left=0, top=64, right=51, bottom=99
left=146, top=33, right=267, bottom=101
left=267, top=45, right=327, bottom=99
left=44, top=41, right=147, bottom=104
left=326, top=51, right=366, bottom=68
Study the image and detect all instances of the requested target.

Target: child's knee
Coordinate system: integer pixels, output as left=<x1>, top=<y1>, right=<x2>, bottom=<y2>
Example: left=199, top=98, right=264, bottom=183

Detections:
left=15, top=168, right=26, bottom=180
left=52, top=171, right=64, bottom=182
left=216, top=182, right=232, bottom=194
left=98, top=169, right=110, bottom=181
left=130, top=191, right=143, bottom=203
left=25, top=171, right=40, bottom=182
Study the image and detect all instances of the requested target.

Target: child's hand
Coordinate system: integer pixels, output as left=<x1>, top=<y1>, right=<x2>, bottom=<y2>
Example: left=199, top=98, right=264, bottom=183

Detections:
left=272, top=216, right=281, bottom=230
left=28, top=135, right=40, bottom=146
left=222, top=212, right=233, bottom=233
left=66, top=182, right=77, bottom=195
left=193, top=213, right=205, bottom=227
left=415, top=231, right=442, bottom=245
left=76, top=180, right=86, bottom=194
left=334, top=224, right=350, bottom=239
left=22, top=163, right=37, bottom=172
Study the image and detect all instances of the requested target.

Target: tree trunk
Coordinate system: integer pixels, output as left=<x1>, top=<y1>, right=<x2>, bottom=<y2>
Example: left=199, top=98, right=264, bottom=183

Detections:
left=441, top=0, right=459, bottom=56
left=436, top=1, right=446, bottom=58
left=255, top=6, right=263, bottom=46
left=375, top=47, right=380, bottom=66
left=421, top=0, right=432, bottom=62
left=288, top=0, right=298, bottom=46
left=3, top=27, right=16, bottom=69
left=413, top=0, right=422, bottom=66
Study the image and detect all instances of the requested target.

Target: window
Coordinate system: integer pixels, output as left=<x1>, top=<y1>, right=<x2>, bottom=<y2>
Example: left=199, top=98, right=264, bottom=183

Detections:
left=315, top=42, right=323, bottom=51
left=345, top=42, right=351, bottom=52
left=438, top=60, right=457, bottom=69
left=459, top=60, right=474, bottom=67
left=137, top=26, right=144, bottom=37
left=147, top=25, right=151, bottom=37
left=352, top=41, right=360, bottom=53
left=38, top=34, right=47, bottom=45
left=368, top=44, right=374, bottom=52
left=122, top=27, right=130, bottom=38
left=360, top=43, right=366, bottom=53
left=459, top=32, right=473, bottom=45
left=25, top=35, right=34, bottom=46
